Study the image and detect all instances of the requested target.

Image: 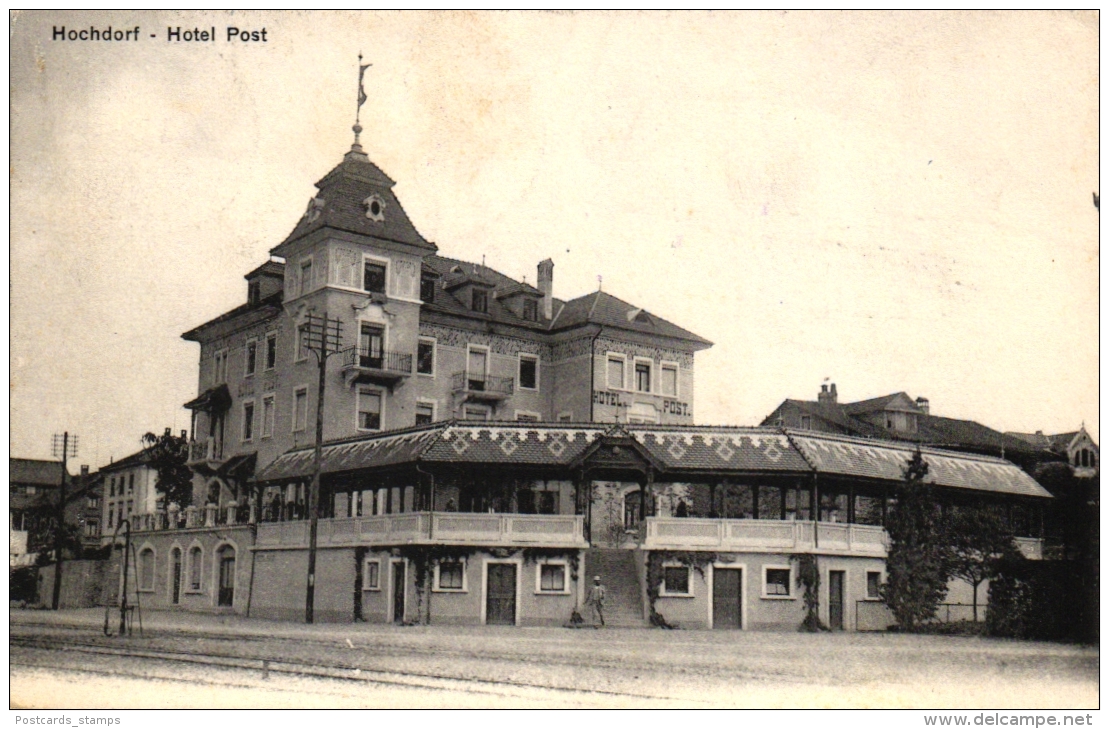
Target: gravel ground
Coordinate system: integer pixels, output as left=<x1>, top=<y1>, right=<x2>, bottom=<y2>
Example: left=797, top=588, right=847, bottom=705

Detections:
left=9, top=609, right=1099, bottom=709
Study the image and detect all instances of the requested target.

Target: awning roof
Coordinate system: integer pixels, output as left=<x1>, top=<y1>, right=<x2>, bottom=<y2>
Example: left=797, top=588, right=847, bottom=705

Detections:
left=254, top=423, right=1051, bottom=499
left=184, top=384, right=232, bottom=412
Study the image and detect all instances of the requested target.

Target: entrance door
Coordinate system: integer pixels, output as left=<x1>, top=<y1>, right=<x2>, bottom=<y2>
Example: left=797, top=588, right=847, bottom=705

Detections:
left=392, top=562, right=406, bottom=624
left=217, top=549, right=235, bottom=607
left=171, top=550, right=182, bottom=605
left=712, top=567, right=742, bottom=629
left=486, top=563, right=517, bottom=625
left=829, top=570, right=845, bottom=631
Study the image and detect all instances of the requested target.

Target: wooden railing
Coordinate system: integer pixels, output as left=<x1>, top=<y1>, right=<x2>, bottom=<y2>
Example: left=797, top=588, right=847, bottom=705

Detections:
left=255, top=512, right=586, bottom=548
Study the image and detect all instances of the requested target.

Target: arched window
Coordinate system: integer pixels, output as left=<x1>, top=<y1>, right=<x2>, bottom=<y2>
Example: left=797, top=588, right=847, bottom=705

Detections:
left=1080, top=450, right=1089, bottom=468
left=189, top=546, right=203, bottom=591
left=623, top=489, right=642, bottom=529
left=170, top=548, right=182, bottom=604
left=138, top=547, right=155, bottom=592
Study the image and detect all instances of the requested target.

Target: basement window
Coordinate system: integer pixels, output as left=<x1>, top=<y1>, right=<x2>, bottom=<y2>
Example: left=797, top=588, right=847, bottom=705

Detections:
left=763, top=567, right=792, bottom=598
left=661, top=565, right=692, bottom=597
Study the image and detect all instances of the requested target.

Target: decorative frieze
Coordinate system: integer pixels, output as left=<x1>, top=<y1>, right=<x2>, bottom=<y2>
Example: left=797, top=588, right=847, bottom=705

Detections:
left=418, top=323, right=548, bottom=357
left=549, top=337, right=595, bottom=361
left=596, top=337, right=694, bottom=369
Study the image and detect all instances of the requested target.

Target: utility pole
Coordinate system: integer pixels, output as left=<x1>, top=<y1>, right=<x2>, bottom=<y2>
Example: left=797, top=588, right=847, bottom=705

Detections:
left=303, top=312, right=343, bottom=623
left=50, top=432, right=78, bottom=610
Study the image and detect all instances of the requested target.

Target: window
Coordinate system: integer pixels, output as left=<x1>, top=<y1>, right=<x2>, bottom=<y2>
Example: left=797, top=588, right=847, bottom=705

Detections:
left=538, top=563, right=567, bottom=593
left=467, top=348, right=488, bottom=389
left=435, top=560, right=466, bottom=591
left=293, top=387, right=308, bottom=432
left=800, top=415, right=812, bottom=429
left=363, top=559, right=380, bottom=591
left=296, top=324, right=310, bottom=361
left=557, top=412, right=573, bottom=423
left=127, top=501, right=133, bottom=515
left=128, top=474, right=134, bottom=493
left=299, top=257, right=313, bottom=296
left=265, top=333, right=277, bottom=370
left=188, top=547, right=202, bottom=591
left=417, top=339, right=435, bottom=376
left=261, top=395, right=275, bottom=438
left=471, top=288, right=488, bottom=313
left=420, top=274, right=436, bottom=303
left=635, top=361, right=651, bottom=393
left=522, top=298, right=538, bottom=322
left=359, top=324, right=384, bottom=367
left=518, top=355, right=538, bottom=390
left=248, top=280, right=261, bottom=306
left=662, top=566, right=691, bottom=596
left=109, top=478, right=115, bottom=497
left=415, top=401, right=434, bottom=426
left=363, top=261, right=387, bottom=294
left=213, top=349, right=228, bottom=383
left=607, top=355, right=625, bottom=390
left=357, top=389, right=382, bottom=431
left=660, top=364, right=678, bottom=397
left=87, top=495, right=99, bottom=509
left=245, top=339, right=257, bottom=376
left=138, top=548, right=155, bottom=592
left=463, top=405, right=489, bottom=422
left=242, top=401, right=255, bottom=441
left=85, top=520, right=99, bottom=537
left=515, top=412, right=540, bottom=423
left=764, top=567, right=792, bottom=597
left=867, top=571, right=882, bottom=600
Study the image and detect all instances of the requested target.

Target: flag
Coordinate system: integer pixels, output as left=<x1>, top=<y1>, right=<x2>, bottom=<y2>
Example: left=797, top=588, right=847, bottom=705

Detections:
left=358, top=61, right=372, bottom=110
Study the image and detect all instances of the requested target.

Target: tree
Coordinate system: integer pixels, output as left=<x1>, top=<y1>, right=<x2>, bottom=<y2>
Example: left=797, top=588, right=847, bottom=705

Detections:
left=880, top=448, right=951, bottom=631
left=946, top=505, right=1022, bottom=623
left=141, top=428, right=194, bottom=508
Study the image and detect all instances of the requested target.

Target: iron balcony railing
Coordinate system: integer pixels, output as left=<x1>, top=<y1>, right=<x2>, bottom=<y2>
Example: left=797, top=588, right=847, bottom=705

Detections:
left=451, top=371, right=514, bottom=396
left=187, top=437, right=224, bottom=464
left=342, top=347, right=413, bottom=375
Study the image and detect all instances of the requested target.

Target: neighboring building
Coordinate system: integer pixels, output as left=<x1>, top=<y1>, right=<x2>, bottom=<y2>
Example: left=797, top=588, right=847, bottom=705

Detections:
left=111, top=128, right=1051, bottom=630
left=762, top=384, right=1053, bottom=469
left=1007, top=425, right=1099, bottom=478
left=77, top=467, right=104, bottom=552
left=9, top=458, right=95, bottom=566
left=99, top=449, right=162, bottom=541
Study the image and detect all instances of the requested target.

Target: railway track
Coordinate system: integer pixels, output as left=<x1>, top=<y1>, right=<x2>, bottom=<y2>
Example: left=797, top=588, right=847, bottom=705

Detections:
left=10, top=633, right=694, bottom=706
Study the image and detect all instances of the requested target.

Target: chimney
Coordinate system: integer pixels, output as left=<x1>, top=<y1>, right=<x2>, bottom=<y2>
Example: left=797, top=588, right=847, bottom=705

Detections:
left=80, top=465, right=89, bottom=477
left=818, top=382, right=838, bottom=407
left=537, top=259, right=554, bottom=319
left=915, top=397, right=930, bottom=415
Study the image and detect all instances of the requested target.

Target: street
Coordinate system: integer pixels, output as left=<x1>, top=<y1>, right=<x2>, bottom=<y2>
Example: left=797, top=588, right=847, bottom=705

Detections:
left=8, top=609, right=1099, bottom=709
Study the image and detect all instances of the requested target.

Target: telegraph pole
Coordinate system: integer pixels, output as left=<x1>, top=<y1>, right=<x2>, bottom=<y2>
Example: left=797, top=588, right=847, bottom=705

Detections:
left=50, top=432, right=78, bottom=610
left=304, top=312, right=343, bottom=623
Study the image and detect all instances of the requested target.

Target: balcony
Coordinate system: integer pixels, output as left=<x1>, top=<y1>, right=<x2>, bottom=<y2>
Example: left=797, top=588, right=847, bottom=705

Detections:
left=255, top=512, right=587, bottom=549
left=341, top=347, right=413, bottom=387
left=642, top=517, right=890, bottom=557
left=187, top=437, right=226, bottom=468
left=451, top=372, right=514, bottom=402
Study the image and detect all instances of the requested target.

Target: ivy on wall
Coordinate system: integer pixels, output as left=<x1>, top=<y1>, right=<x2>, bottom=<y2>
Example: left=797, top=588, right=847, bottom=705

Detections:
left=646, top=550, right=720, bottom=629
left=791, top=553, right=827, bottom=632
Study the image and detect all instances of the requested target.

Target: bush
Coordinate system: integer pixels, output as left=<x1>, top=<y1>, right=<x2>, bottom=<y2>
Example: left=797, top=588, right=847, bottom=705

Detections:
left=987, top=557, right=1096, bottom=642
left=9, top=566, right=38, bottom=603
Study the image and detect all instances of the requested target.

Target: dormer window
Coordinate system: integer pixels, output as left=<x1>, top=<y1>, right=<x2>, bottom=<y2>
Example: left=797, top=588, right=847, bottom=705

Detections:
left=522, top=298, right=538, bottom=322
left=472, top=288, right=488, bottom=314
left=364, top=261, right=386, bottom=295
left=420, top=275, right=436, bottom=303
left=248, top=280, right=261, bottom=306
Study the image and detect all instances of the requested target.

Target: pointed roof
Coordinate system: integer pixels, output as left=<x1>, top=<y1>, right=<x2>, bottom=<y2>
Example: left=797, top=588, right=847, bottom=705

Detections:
left=552, top=290, right=712, bottom=348
left=272, top=148, right=436, bottom=256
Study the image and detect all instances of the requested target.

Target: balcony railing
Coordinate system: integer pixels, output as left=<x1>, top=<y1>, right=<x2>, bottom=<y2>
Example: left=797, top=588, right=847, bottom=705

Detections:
left=255, top=512, right=587, bottom=549
left=450, top=372, right=514, bottom=400
left=187, top=437, right=225, bottom=466
left=341, top=347, right=412, bottom=386
left=642, top=517, right=890, bottom=556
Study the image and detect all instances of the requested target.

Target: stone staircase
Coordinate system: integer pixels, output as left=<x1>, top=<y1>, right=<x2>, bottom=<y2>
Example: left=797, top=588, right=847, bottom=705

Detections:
left=583, top=548, right=647, bottom=627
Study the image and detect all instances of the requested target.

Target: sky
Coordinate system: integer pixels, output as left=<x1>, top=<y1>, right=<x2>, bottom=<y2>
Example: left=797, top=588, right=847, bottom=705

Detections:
left=9, top=10, right=1100, bottom=469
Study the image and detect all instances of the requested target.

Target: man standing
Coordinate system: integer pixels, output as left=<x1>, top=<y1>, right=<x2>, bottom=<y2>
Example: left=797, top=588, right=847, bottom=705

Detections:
left=587, top=575, right=606, bottom=627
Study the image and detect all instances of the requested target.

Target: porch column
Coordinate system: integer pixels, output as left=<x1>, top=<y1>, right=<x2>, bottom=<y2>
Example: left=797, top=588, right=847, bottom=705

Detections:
left=709, top=481, right=718, bottom=518
left=640, top=469, right=649, bottom=520
left=847, top=483, right=856, bottom=524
